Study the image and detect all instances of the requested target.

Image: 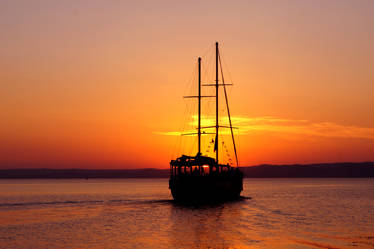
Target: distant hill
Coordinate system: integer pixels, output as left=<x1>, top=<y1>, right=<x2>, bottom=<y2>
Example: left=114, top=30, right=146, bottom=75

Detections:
left=0, top=168, right=169, bottom=179
left=0, top=162, right=373, bottom=178
left=240, top=162, right=374, bottom=178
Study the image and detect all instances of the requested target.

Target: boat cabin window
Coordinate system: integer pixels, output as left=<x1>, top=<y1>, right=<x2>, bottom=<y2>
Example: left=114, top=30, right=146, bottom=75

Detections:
left=202, top=165, right=210, bottom=174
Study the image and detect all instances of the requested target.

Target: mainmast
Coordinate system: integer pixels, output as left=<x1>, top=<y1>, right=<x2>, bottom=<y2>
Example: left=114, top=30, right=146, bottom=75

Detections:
left=198, top=57, right=201, bottom=155
left=215, top=42, right=219, bottom=165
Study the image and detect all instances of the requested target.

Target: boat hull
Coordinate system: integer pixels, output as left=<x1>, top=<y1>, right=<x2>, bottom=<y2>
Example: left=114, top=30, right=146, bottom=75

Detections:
left=169, top=174, right=243, bottom=203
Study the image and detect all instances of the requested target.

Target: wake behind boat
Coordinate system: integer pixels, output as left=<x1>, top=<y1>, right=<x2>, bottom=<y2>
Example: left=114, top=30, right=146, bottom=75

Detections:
left=169, top=42, right=243, bottom=203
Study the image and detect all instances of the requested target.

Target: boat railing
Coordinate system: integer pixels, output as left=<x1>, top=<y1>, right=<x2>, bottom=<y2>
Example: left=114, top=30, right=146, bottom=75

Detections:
left=170, top=162, right=239, bottom=179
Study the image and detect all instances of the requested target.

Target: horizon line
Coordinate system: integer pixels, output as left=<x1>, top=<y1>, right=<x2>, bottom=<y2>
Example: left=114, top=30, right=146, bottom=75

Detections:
left=1, top=161, right=373, bottom=171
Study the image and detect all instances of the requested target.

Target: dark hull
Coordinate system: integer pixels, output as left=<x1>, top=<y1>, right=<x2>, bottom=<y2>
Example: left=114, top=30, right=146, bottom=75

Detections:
left=169, top=174, right=243, bottom=204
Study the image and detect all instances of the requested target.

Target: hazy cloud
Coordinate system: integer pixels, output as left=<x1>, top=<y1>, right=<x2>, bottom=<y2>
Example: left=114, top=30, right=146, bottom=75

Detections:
left=155, top=116, right=374, bottom=140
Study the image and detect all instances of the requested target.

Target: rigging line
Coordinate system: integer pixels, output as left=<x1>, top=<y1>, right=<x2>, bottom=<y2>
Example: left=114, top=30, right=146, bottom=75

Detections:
left=200, top=45, right=210, bottom=70
left=219, top=132, right=233, bottom=166
left=176, top=61, right=199, bottom=159
left=184, top=62, right=199, bottom=128
left=201, top=59, right=212, bottom=95
left=181, top=63, right=197, bottom=131
left=220, top=50, right=236, bottom=114
left=206, top=47, right=215, bottom=84
left=179, top=102, right=192, bottom=155
left=182, top=60, right=198, bottom=102
left=201, top=51, right=213, bottom=91
left=184, top=87, right=199, bottom=155
left=218, top=50, right=239, bottom=167
left=220, top=49, right=235, bottom=88
left=201, top=50, right=215, bottom=128
left=201, top=43, right=214, bottom=59
left=237, top=128, right=240, bottom=166
left=204, top=50, right=215, bottom=113
left=180, top=91, right=192, bottom=137
left=174, top=81, right=195, bottom=158
left=187, top=136, right=197, bottom=156
left=172, top=83, right=193, bottom=159
left=200, top=48, right=215, bottom=126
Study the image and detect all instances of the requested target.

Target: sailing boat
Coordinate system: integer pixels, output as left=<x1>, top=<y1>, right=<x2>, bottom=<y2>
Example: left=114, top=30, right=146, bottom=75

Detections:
left=169, top=42, right=243, bottom=203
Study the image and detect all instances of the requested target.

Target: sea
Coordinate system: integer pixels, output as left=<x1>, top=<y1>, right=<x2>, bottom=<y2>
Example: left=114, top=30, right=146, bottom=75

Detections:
left=0, top=178, right=373, bottom=249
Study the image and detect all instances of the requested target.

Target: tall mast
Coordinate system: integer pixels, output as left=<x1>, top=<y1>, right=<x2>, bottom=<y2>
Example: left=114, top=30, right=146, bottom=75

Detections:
left=215, top=42, right=219, bottom=164
left=198, top=57, right=201, bottom=155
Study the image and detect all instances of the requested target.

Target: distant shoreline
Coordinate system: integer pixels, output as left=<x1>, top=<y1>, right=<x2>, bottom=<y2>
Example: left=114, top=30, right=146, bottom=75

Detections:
left=0, top=162, right=373, bottom=178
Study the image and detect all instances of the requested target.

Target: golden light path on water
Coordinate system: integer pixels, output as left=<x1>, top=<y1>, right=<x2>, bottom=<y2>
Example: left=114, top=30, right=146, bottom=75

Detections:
left=0, top=179, right=373, bottom=249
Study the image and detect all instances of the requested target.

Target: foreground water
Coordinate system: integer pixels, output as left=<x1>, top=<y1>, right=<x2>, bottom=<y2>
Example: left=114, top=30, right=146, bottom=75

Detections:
left=0, top=178, right=373, bottom=249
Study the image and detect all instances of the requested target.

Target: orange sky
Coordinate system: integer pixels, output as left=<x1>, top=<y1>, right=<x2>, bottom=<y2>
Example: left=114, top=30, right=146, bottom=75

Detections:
left=1, top=0, right=373, bottom=169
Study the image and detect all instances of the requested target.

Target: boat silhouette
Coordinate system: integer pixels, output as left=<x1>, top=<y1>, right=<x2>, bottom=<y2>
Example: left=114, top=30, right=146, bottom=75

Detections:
left=169, top=42, right=243, bottom=203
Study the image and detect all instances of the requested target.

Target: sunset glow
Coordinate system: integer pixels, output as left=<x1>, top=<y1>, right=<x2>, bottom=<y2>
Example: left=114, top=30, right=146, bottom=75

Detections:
left=1, top=0, right=373, bottom=169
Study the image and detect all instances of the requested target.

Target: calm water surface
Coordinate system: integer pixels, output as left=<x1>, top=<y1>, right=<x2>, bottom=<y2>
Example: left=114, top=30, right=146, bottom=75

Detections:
left=0, top=178, right=373, bottom=249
